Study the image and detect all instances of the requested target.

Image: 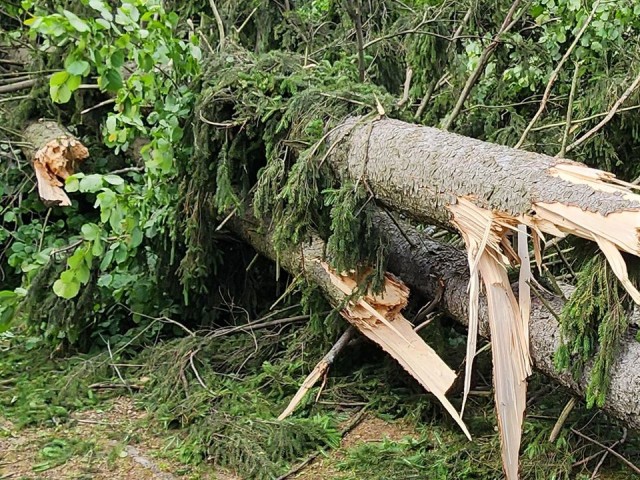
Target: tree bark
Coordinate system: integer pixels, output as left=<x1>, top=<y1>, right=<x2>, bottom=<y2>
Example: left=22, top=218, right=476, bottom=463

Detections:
left=229, top=209, right=640, bottom=431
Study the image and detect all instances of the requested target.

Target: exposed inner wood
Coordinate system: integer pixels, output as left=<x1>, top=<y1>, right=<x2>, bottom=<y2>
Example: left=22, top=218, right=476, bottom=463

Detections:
left=22, top=120, right=89, bottom=207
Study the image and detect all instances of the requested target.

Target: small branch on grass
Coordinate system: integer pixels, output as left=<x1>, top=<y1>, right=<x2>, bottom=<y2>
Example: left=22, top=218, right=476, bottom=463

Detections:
left=570, top=427, right=640, bottom=475
left=88, top=382, right=143, bottom=390
left=591, top=428, right=628, bottom=479
left=441, top=0, right=524, bottom=130
left=278, top=326, right=356, bottom=420
left=188, top=349, right=214, bottom=394
left=0, top=78, right=36, bottom=94
left=515, top=1, right=599, bottom=149
left=565, top=70, right=640, bottom=153
left=105, top=337, right=134, bottom=396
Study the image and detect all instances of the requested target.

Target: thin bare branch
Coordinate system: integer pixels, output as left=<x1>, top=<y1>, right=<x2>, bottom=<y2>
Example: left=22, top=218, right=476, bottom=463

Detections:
left=441, top=0, right=524, bottom=130
left=566, top=70, right=640, bottom=153
left=515, top=1, right=599, bottom=149
left=558, top=62, right=581, bottom=157
left=208, top=0, right=226, bottom=49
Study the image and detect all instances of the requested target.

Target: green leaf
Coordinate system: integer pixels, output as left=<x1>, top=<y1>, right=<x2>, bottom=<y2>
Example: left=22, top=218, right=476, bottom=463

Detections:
left=50, top=83, right=71, bottom=104
left=101, top=68, right=123, bottom=92
left=103, top=174, right=124, bottom=185
left=92, top=237, right=104, bottom=256
left=75, top=263, right=91, bottom=284
left=50, top=71, right=69, bottom=87
left=63, top=10, right=90, bottom=33
left=66, top=60, right=89, bottom=76
left=65, top=175, right=80, bottom=192
left=110, top=49, right=125, bottom=68
left=66, top=74, right=81, bottom=92
left=79, top=174, right=104, bottom=192
left=81, top=223, right=101, bottom=241
left=99, top=249, right=114, bottom=270
left=67, top=249, right=85, bottom=269
left=53, top=277, right=80, bottom=299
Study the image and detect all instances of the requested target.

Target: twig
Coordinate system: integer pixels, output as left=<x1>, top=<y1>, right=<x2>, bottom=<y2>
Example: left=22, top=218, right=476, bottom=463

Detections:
left=0, top=78, right=36, bottom=94
left=452, top=6, right=473, bottom=41
left=120, top=306, right=196, bottom=336
left=109, top=166, right=144, bottom=175
left=209, top=0, right=226, bottom=49
left=105, top=337, right=134, bottom=396
left=38, top=208, right=51, bottom=252
left=80, top=98, right=115, bottom=115
left=566, top=70, right=640, bottom=153
left=363, top=11, right=434, bottom=49
left=558, top=62, right=581, bottom=158
left=591, top=428, right=627, bottom=479
left=51, top=239, right=83, bottom=257
left=397, top=66, right=413, bottom=107
left=528, top=280, right=562, bottom=322
left=234, top=6, right=258, bottom=34
left=413, top=279, right=444, bottom=332
left=441, top=0, right=524, bottom=130
left=278, top=326, right=356, bottom=420
left=188, top=349, right=214, bottom=394
left=88, top=382, right=142, bottom=390
left=0, top=94, right=30, bottom=104
left=515, top=1, right=599, bottom=149
left=571, top=428, right=640, bottom=475
left=548, top=396, right=577, bottom=442
left=532, top=104, right=640, bottom=133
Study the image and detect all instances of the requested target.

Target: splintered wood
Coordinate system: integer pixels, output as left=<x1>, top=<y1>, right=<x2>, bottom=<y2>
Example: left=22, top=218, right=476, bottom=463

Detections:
left=279, top=263, right=471, bottom=440
left=23, top=120, right=89, bottom=207
left=448, top=163, right=640, bottom=480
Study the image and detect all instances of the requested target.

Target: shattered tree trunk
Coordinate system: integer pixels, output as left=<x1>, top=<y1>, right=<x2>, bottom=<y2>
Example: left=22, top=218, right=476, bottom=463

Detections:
left=230, top=211, right=640, bottom=430
left=374, top=211, right=640, bottom=430
left=327, top=116, right=640, bottom=478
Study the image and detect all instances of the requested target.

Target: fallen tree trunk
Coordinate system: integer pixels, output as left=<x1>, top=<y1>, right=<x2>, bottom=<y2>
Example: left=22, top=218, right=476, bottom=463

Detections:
left=230, top=210, right=640, bottom=431
left=373, top=211, right=640, bottom=431
left=327, top=116, right=640, bottom=478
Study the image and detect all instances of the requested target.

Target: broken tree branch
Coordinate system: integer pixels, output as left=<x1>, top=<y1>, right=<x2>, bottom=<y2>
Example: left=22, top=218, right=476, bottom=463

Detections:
left=278, top=326, right=356, bottom=420
left=21, top=119, right=89, bottom=207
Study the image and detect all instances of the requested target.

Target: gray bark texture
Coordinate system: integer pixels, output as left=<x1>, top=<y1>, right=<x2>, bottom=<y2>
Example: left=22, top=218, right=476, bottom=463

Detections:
left=329, top=117, right=640, bottom=223
left=229, top=210, right=640, bottom=431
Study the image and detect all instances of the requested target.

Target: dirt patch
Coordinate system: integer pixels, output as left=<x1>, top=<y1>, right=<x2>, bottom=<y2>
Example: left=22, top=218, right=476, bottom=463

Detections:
left=293, top=414, right=417, bottom=480
left=0, top=396, right=239, bottom=480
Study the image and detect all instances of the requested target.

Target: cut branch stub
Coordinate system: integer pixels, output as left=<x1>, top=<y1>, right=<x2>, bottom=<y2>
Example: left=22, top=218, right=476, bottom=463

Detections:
left=22, top=120, right=89, bottom=207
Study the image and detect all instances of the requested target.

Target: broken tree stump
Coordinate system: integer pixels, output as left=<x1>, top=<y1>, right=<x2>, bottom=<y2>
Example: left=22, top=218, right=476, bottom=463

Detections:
left=22, top=120, right=89, bottom=207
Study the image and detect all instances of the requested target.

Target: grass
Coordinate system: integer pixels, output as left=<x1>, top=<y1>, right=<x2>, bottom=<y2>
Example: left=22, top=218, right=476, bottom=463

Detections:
left=2, top=321, right=640, bottom=480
